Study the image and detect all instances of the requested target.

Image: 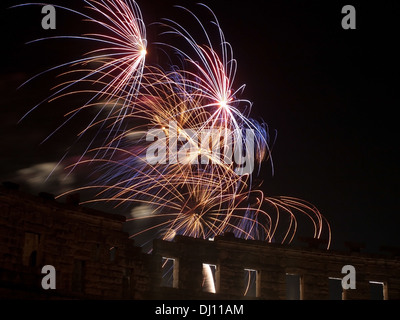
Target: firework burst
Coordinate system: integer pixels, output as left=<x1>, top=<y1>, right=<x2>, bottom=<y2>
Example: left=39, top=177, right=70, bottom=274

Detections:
left=15, top=0, right=147, bottom=154
left=17, top=1, right=331, bottom=250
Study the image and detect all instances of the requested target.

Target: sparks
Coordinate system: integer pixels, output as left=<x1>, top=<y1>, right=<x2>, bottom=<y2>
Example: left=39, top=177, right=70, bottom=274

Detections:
left=17, top=1, right=331, bottom=253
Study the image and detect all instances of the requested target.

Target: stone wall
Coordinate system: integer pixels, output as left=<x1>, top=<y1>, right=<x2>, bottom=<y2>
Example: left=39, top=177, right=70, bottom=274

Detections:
left=0, top=185, right=152, bottom=299
left=152, top=235, right=400, bottom=300
left=1, top=184, right=399, bottom=300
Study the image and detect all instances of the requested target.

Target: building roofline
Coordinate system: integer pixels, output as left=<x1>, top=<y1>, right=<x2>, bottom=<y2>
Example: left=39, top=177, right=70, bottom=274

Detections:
left=0, top=183, right=126, bottom=223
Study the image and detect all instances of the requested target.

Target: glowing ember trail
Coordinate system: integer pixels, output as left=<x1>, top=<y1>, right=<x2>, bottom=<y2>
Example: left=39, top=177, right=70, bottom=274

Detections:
left=17, top=0, right=331, bottom=257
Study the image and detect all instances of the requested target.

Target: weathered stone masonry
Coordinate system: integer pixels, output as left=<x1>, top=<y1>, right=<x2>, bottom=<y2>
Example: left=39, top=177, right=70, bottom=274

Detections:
left=1, top=184, right=399, bottom=299
left=153, top=235, right=400, bottom=300
left=0, top=184, right=156, bottom=299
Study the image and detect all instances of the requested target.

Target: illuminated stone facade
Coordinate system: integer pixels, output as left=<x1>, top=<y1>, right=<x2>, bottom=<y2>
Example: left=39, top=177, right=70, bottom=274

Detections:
left=0, top=184, right=155, bottom=299
left=1, top=184, right=399, bottom=300
left=153, top=235, right=400, bottom=300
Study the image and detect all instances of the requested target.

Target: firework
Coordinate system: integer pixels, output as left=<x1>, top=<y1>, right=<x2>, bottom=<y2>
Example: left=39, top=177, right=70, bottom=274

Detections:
left=18, top=1, right=331, bottom=251
left=15, top=0, right=147, bottom=153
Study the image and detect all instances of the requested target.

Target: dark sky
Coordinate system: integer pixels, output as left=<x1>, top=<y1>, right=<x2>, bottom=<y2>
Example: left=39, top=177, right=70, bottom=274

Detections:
left=1, top=0, right=399, bottom=253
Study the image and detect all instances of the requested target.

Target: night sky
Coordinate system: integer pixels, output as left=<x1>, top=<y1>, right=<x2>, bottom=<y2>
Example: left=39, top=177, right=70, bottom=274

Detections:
left=1, top=0, right=398, bottom=253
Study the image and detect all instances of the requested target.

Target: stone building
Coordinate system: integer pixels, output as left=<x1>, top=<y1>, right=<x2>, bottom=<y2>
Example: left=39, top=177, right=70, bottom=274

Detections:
left=1, top=183, right=399, bottom=300
left=0, top=183, right=156, bottom=299
left=153, top=235, right=400, bottom=300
